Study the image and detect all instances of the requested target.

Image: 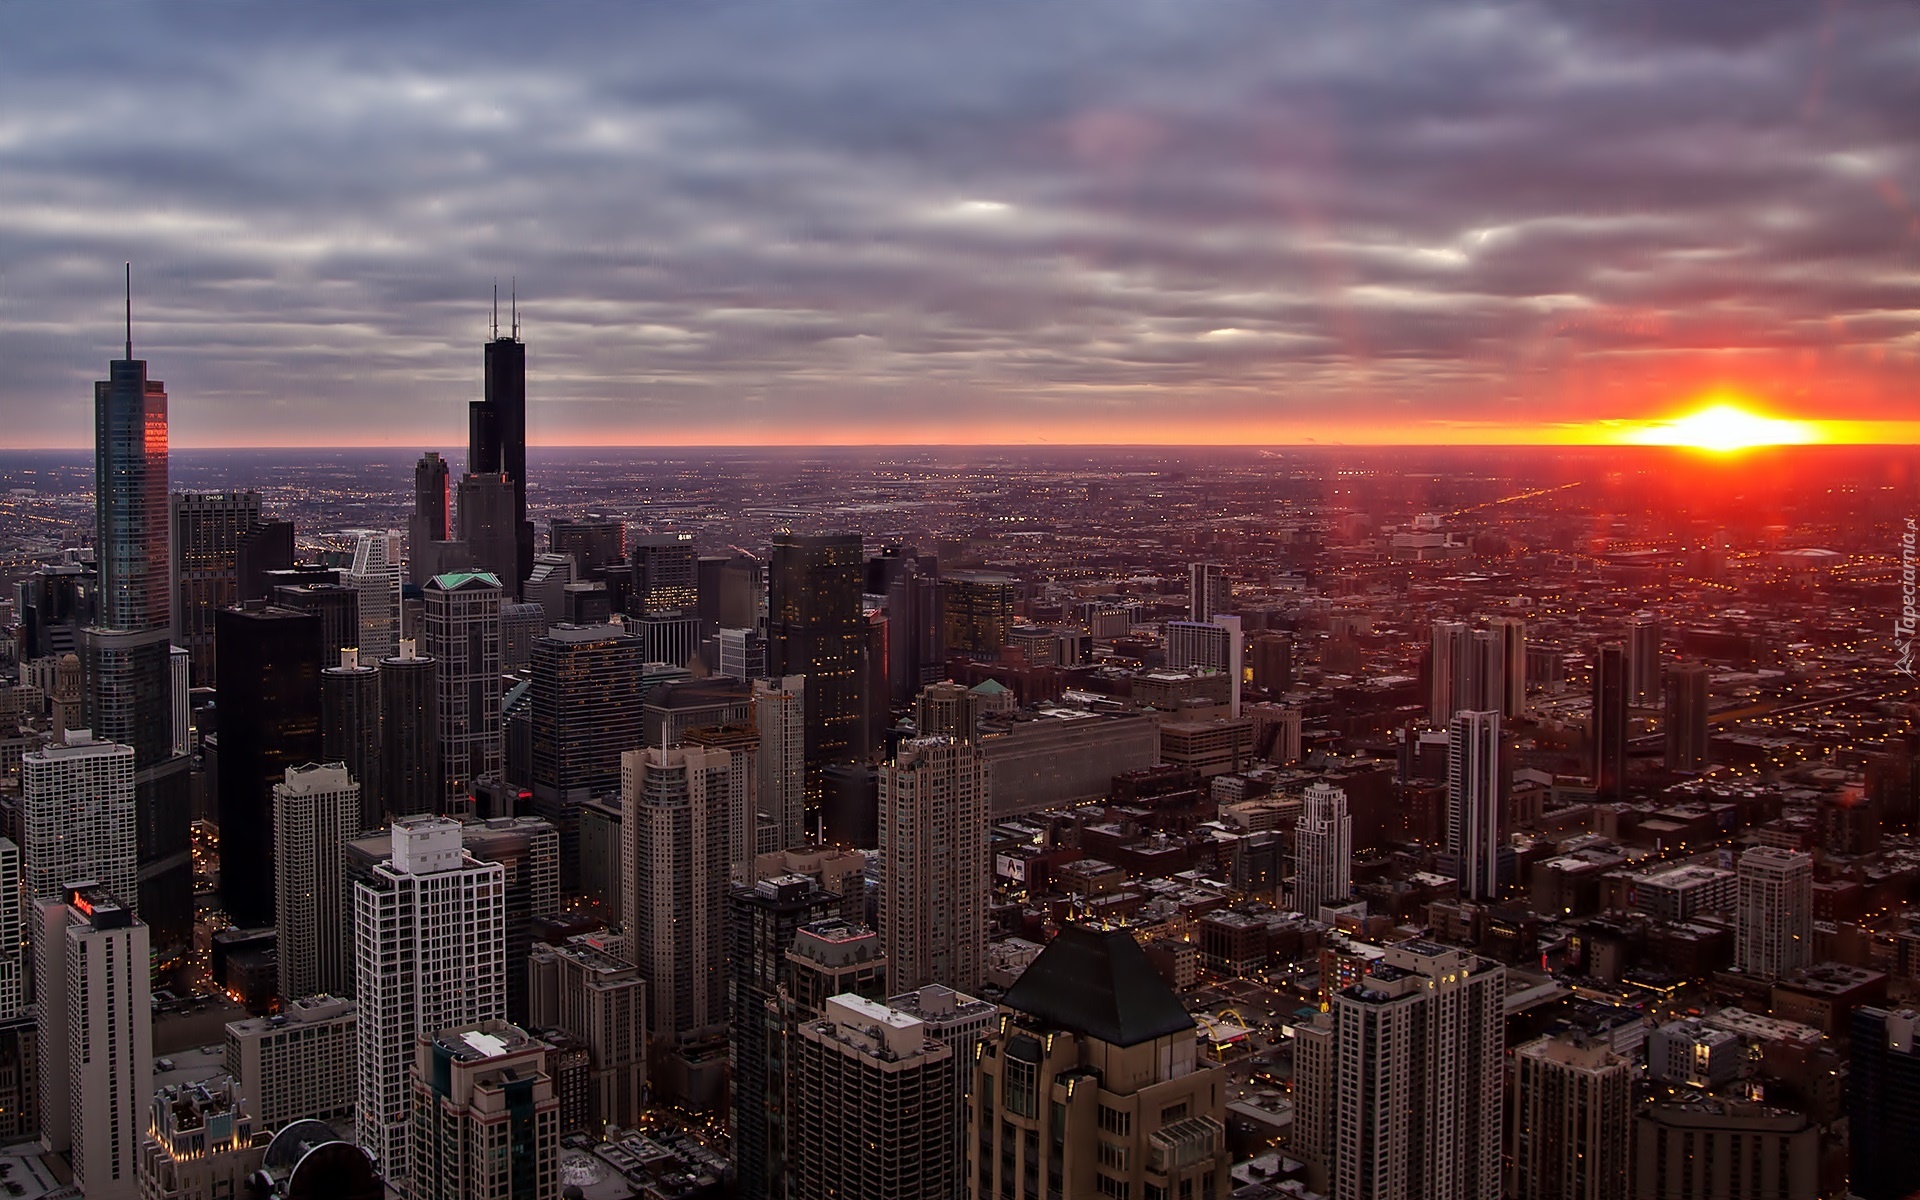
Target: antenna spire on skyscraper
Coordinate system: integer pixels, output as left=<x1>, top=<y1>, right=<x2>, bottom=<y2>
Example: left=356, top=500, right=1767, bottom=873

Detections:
left=124, top=262, right=132, bottom=360
left=511, top=277, right=518, bottom=341
left=492, top=279, right=499, bottom=341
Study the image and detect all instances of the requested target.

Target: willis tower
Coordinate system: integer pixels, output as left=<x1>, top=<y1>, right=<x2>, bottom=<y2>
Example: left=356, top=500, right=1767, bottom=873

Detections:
left=86, top=266, right=192, bottom=946
left=466, top=288, right=533, bottom=596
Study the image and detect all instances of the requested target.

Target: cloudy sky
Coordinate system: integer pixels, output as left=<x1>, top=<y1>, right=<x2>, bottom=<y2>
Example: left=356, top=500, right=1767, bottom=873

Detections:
left=2, top=0, right=1916, bottom=448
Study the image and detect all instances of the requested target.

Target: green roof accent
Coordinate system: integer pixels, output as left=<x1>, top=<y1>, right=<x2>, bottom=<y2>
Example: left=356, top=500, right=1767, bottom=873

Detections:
left=430, top=571, right=503, bottom=591
left=970, top=678, right=1010, bottom=695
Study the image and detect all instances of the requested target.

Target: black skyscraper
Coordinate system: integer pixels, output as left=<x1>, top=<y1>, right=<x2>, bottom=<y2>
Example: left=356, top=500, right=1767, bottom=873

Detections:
left=1850, top=1007, right=1920, bottom=1200
left=768, top=532, right=868, bottom=800
left=215, top=604, right=322, bottom=927
left=321, top=650, right=382, bottom=829
left=1664, top=661, right=1711, bottom=772
left=1592, top=642, right=1629, bottom=801
left=378, top=641, right=441, bottom=820
left=273, top=582, right=361, bottom=663
left=470, top=305, right=533, bottom=593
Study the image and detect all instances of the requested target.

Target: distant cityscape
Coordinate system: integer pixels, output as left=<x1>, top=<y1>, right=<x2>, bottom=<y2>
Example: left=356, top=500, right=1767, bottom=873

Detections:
left=0, top=313, right=1916, bottom=1200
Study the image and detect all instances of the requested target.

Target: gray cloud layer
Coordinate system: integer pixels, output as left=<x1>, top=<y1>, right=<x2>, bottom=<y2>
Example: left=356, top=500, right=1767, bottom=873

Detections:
left=1, top=0, right=1915, bottom=445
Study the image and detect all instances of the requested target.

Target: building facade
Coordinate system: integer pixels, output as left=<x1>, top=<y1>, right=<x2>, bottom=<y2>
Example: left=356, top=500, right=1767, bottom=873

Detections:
left=273, top=762, right=359, bottom=1001
left=880, top=736, right=988, bottom=993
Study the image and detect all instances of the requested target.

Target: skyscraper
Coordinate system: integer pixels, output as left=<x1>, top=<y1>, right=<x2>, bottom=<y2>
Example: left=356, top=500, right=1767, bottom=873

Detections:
left=458, top=816, right=560, bottom=1027
left=1736, top=846, right=1812, bottom=980
left=0, top=841, right=19, bottom=1021
left=870, top=544, right=943, bottom=705
left=1591, top=642, right=1629, bottom=800
left=1295, top=941, right=1503, bottom=1200
left=1511, top=1032, right=1632, bottom=1200
left=548, top=516, right=626, bottom=575
left=273, top=581, right=361, bottom=666
left=378, top=639, right=441, bottom=820
left=631, top=533, right=698, bottom=615
left=423, top=571, right=503, bottom=813
left=409, top=1022, right=558, bottom=1200
left=621, top=747, right=732, bottom=1040
left=941, top=571, right=1015, bottom=660
left=321, top=647, right=382, bottom=828
left=728, top=873, right=841, bottom=1198
left=682, top=723, right=761, bottom=880
left=470, top=308, right=533, bottom=595
left=1849, top=1007, right=1920, bottom=1200
left=215, top=603, right=323, bottom=927
left=169, top=490, right=263, bottom=686
left=879, top=736, right=987, bottom=993
left=86, top=284, right=192, bottom=945
left=37, top=885, right=152, bottom=1200
left=768, top=532, right=868, bottom=795
left=20, top=732, right=138, bottom=907
left=525, top=934, right=646, bottom=1134
left=787, top=994, right=958, bottom=1200
left=1190, top=560, right=1229, bottom=622
left=1447, top=710, right=1503, bottom=902
left=343, top=529, right=403, bottom=661
left=454, top=473, right=521, bottom=603
left=353, top=818, right=506, bottom=1186
left=753, top=676, right=807, bottom=855
left=273, top=762, right=359, bottom=1001
left=1429, top=619, right=1469, bottom=723
left=409, top=451, right=451, bottom=587
left=1664, top=661, right=1711, bottom=772
left=971, top=925, right=1231, bottom=1200
left=1490, top=615, right=1527, bottom=718
left=529, top=622, right=643, bottom=890
left=1165, top=614, right=1244, bottom=716
left=1294, top=781, right=1352, bottom=918
left=1628, top=612, right=1662, bottom=706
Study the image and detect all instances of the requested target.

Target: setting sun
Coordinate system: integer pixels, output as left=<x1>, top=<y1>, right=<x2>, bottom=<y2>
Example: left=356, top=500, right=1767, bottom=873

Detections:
left=1624, top=402, right=1820, bottom=452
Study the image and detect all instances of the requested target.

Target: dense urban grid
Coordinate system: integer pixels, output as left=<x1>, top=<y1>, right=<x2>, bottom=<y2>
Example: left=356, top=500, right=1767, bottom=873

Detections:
left=0, top=316, right=1916, bottom=1200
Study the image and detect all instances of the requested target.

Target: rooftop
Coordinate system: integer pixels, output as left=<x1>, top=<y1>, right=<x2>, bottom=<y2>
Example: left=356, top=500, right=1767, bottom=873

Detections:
left=1002, top=923, right=1195, bottom=1047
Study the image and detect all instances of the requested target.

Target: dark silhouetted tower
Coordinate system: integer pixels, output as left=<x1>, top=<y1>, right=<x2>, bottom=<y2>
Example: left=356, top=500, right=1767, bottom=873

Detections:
left=321, top=648, right=382, bottom=829
left=170, top=491, right=264, bottom=687
left=631, top=533, right=698, bottom=616
left=530, top=623, right=643, bottom=891
left=1592, top=643, right=1629, bottom=801
left=1664, top=661, right=1710, bottom=773
left=215, top=604, right=323, bottom=926
left=274, top=582, right=360, bottom=664
left=768, top=532, right=868, bottom=802
left=470, top=309, right=533, bottom=593
left=379, top=640, right=441, bottom=820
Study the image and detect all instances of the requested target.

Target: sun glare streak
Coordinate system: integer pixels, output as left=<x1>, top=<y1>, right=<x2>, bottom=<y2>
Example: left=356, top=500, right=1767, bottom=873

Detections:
left=1622, top=402, right=1820, bottom=452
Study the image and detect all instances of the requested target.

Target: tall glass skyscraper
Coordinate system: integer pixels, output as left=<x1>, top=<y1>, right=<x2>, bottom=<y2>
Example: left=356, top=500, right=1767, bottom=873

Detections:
left=85, top=283, right=192, bottom=946
left=768, top=532, right=868, bottom=803
left=470, top=315, right=533, bottom=593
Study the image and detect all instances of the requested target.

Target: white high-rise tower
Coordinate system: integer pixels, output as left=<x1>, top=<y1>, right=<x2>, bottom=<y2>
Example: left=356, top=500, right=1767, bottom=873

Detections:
left=1735, top=846, right=1812, bottom=979
left=274, top=762, right=359, bottom=1001
left=344, top=528, right=403, bottom=660
left=353, top=817, right=505, bottom=1186
left=1294, top=781, right=1352, bottom=918
left=21, top=732, right=137, bottom=908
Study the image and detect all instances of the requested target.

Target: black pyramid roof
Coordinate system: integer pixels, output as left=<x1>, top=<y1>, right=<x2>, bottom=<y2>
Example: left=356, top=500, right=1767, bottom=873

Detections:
left=1001, top=924, right=1195, bottom=1048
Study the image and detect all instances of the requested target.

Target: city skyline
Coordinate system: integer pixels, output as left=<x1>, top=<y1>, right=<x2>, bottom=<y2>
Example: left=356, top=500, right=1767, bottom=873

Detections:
left=3, top=1, right=1918, bottom=449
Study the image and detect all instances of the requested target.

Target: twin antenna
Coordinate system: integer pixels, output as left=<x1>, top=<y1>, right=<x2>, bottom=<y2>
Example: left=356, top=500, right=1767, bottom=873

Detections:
left=124, top=262, right=133, bottom=361
left=491, top=278, right=519, bottom=341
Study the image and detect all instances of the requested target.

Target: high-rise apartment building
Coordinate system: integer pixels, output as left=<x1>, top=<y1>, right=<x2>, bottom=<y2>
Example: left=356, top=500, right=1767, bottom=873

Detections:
left=273, top=763, right=359, bottom=1001
left=343, top=528, right=403, bottom=660
left=379, top=639, right=440, bottom=819
left=682, top=723, right=761, bottom=880
left=424, top=571, right=503, bottom=812
left=753, top=676, right=807, bottom=855
left=137, top=1076, right=263, bottom=1200
left=1490, top=615, right=1527, bottom=718
left=169, top=490, right=263, bottom=686
left=1430, top=619, right=1469, bottom=723
left=215, top=604, right=323, bottom=926
left=1295, top=941, right=1503, bottom=1200
left=21, top=731, right=137, bottom=906
left=631, top=533, right=698, bottom=615
left=768, top=532, right=868, bottom=793
left=621, top=747, right=731, bottom=1040
left=526, top=933, right=646, bottom=1135
left=409, top=1021, right=557, bottom=1200
left=871, top=544, right=943, bottom=705
left=0, top=841, right=18, bottom=1021
left=459, top=816, right=560, bottom=1027
left=1629, top=612, right=1662, bottom=706
left=889, top=984, right=995, bottom=1200
left=942, top=571, right=1015, bottom=660
left=1665, top=661, right=1711, bottom=772
left=787, top=994, right=957, bottom=1200
left=1510, top=1032, right=1632, bottom=1200
left=320, top=647, right=381, bottom=828
left=1736, top=846, right=1813, bottom=980
left=1592, top=642, right=1630, bottom=800
left=87, top=300, right=193, bottom=945
left=1249, top=632, right=1293, bottom=696
left=717, top=627, right=768, bottom=681
left=1165, top=614, right=1244, bottom=716
left=529, top=622, right=643, bottom=890
left=1294, top=781, right=1352, bottom=918
left=879, top=736, right=987, bottom=994
left=37, top=885, right=152, bottom=1200
left=1190, top=561, right=1229, bottom=622
left=353, top=818, right=506, bottom=1186
left=1447, top=710, right=1502, bottom=902
left=972, top=925, right=1231, bottom=1200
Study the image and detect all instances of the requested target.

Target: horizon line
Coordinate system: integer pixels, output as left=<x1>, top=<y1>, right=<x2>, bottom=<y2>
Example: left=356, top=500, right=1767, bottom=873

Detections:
left=7, top=438, right=1920, bottom=454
